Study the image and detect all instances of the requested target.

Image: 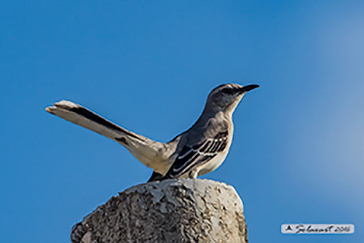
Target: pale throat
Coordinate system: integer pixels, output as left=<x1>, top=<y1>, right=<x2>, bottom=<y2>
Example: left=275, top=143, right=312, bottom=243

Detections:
left=225, top=95, right=244, bottom=118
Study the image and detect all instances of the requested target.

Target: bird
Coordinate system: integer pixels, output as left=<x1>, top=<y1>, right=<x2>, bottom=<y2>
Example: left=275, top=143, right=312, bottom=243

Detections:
left=46, top=83, right=259, bottom=181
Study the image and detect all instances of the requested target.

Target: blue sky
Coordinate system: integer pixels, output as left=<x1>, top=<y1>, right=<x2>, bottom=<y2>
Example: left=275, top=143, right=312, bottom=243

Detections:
left=1, top=1, right=363, bottom=242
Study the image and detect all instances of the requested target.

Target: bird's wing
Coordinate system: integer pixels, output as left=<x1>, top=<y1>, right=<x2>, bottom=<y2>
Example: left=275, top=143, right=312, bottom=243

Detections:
left=166, top=130, right=229, bottom=178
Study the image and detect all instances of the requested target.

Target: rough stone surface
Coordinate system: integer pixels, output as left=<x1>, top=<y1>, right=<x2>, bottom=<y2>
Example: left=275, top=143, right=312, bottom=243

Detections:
left=71, top=179, right=247, bottom=243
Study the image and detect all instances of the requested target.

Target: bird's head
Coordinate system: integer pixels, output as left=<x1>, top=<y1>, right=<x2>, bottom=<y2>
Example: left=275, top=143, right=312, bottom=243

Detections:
left=204, top=83, right=259, bottom=116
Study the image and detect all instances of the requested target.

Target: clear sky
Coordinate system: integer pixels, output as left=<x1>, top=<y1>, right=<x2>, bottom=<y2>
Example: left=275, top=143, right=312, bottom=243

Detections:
left=1, top=1, right=363, bottom=242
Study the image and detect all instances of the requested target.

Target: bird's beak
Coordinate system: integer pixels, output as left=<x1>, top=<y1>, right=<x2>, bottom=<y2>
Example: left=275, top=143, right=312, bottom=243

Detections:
left=239, top=84, right=260, bottom=93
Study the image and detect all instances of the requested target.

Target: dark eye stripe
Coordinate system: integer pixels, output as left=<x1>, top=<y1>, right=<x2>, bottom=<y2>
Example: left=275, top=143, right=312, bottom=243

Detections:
left=221, top=88, right=235, bottom=95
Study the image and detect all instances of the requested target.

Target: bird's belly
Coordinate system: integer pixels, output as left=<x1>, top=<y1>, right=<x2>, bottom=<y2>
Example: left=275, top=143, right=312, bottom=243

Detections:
left=198, top=149, right=229, bottom=176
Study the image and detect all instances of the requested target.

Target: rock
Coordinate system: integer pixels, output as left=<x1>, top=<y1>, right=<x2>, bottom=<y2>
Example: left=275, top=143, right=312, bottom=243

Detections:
left=71, top=179, right=247, bottom=243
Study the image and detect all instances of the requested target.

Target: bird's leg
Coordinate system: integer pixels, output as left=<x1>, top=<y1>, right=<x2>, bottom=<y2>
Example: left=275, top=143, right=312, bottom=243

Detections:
left=147, top=172, right=164, bottom=182
left=188, top=169, right=199, bottom=179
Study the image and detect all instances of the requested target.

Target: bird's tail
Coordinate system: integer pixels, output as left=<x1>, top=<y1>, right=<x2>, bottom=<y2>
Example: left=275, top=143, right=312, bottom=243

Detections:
left=46, top=100, right=173, bottom=175
left=46, top=100, right=146, bottom=144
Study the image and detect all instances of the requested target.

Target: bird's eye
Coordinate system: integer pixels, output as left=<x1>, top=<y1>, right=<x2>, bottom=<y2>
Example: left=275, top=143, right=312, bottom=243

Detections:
left=221, top=88, right=234, bottom=95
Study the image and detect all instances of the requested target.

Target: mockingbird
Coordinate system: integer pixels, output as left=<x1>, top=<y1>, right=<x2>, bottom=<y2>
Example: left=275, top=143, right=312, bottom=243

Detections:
left=46, top=83, right=259, bottom=181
